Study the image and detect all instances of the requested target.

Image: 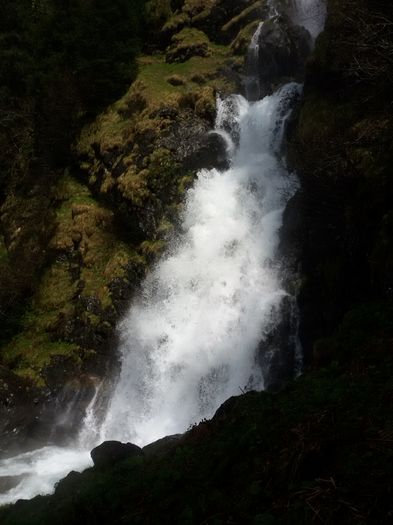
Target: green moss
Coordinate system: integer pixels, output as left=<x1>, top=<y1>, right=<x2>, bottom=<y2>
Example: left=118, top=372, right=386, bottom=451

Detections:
left=77, top=108, right=135, bottom=156
left=137, top=47, right=232, bottom=102
left=230, top=20, right=260, bottom=55
left=147, top=147, right=180, bottom=193
left=156, top=217, right=174, bottom=238
left=1, top=257, right=80, bottom=384
left=183, top=0, right=215, bottom=18
left=172, top=27, right=209, bottom=46
left=222, top=1, right=263, bottom=33
left=57, top=172, right=95, bottom=203
left=178, top=174, right=195, bottom=195
left=1, top=172, right=147, bottom=385
left=140, top=239, right=166, bottom=258
left=117, top=168, right=150, bottom=206
left=162, top=13, right=190, bottom=33
left=166, top=28, right=210, bottom=63
left=167, top=74, right=186, bottom=86
left=3, top=334, right=80, bottom=387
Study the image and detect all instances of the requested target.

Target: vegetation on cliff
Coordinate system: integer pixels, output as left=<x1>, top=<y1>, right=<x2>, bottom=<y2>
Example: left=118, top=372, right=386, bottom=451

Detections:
left=0, top=0, right=266, bottom=443
left=0, top=0, right=146, bottom=385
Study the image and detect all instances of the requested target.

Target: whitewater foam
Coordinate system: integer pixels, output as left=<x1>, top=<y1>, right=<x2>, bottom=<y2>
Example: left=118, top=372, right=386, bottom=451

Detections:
left=99, top=83, right=301, bottom=446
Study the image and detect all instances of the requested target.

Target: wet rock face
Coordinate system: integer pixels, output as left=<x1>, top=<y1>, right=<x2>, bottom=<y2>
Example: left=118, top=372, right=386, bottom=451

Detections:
left=255, top=16, right=312, bottom=95
left=0, top=366, right=40, bottom=457
left=154, top=112, right=229, bottom=172
left=187, top=0, right=264, bottom=45
left=91, top=441, right=142, bottom=469
left=257, top=295, right=299, bottom=392
left=0, top=369, right=101, bottom=457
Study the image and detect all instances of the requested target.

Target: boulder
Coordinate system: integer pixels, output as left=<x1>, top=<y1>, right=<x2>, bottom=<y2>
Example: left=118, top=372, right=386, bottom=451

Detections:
left=183, top=131, right=229, bottom=172
left=142, top=434, right=182, bottom=458
left=255, top=16, right=312, bottom=95
left=166, top=28, right=210, bottom=63
left=257, top=295, right=298, bottom=392
left=90, top=441, right=142, bottom=469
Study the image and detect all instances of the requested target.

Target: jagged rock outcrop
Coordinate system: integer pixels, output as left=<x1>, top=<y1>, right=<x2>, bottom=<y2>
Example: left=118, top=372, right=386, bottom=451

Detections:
left=91, top=441, right=142, bottom=469
left=255, top=15, right=312, bottom=94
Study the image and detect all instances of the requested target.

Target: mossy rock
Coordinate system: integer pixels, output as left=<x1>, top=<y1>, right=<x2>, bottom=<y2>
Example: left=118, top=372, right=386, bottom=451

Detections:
left=183, top=0, right=216, bottom=19
left=166, top=28, right=210, bottom=63
left=146, top=0, right=172, bottom=29
left=194, top=85, right=216, bottom=120
left=222, top=1, right=264, bottom=35
left=162, top=12, right=190, bottom=35
left=230, top=20, right=260, bottom=55
left=167, top=74, right=186, bottom=86
left=1, top=173, right=147, bottom=386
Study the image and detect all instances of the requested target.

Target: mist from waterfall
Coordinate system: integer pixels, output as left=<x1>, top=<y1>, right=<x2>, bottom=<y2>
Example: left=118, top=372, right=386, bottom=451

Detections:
left=0, top=0, right=327, bottom=507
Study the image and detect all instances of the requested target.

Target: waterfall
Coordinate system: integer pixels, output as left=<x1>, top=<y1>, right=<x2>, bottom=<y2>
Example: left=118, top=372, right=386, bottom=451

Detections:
left=99, top=83, right=301, bottom=446
left=245, top=21, right=264, bottom=100
left=0, top=0, right=326, bottom=506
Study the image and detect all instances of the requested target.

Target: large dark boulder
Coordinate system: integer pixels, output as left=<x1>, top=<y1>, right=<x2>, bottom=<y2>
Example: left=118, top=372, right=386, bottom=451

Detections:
left=182, top=132, right=229, bottom=172
left=255, top=15, right=312, bottom=94
left=190, top=0, right=264, bottom=45
left=91, top=441, right=142, bottom=469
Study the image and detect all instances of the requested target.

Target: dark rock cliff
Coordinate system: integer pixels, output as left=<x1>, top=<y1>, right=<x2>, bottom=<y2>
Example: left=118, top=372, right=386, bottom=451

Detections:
left=286, top=0, right=393, bottom=364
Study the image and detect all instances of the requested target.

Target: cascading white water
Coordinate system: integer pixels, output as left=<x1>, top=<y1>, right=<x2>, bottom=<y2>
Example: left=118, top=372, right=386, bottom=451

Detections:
left=99, top=83, right=301, bottom=446
left=0, top=0, right=326, bottom=507
left=288, top=0, right=327, bottom=39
